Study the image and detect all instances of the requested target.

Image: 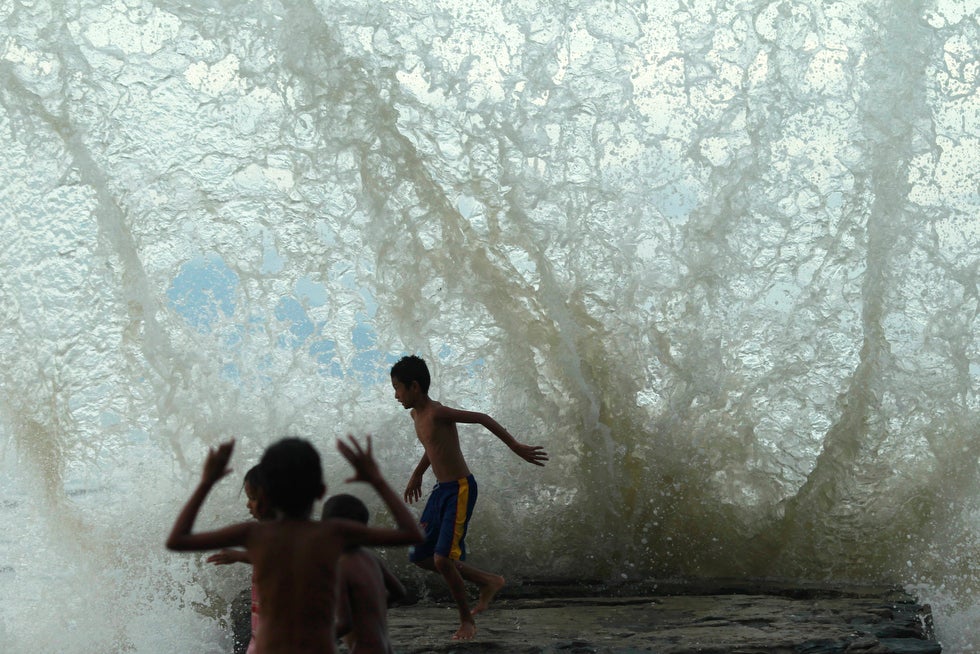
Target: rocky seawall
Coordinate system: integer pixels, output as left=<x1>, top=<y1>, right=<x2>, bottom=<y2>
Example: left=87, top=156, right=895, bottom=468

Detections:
left=232, top=579, right=941, bottom=653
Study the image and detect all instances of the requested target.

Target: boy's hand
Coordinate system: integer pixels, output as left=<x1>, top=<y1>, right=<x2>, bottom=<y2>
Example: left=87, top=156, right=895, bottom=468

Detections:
left=206, top=549, right=244, bottom=565
left=513, top=442, right=548, bottom=466
left=404, top=474, right=423, bottom=503
left=338, top=435, right=383, bottom=484
left=201, top=440, right=235, bottom=485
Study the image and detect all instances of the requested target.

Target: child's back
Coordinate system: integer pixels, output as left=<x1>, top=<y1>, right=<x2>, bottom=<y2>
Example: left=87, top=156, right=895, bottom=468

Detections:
left=324, top=493, right=407, bottom=654
left=248, top=520, right=348, bottom=652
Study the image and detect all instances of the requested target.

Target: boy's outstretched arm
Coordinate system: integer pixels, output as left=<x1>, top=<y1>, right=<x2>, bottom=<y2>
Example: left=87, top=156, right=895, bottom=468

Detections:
left=436, top=406, right=549, bottom=466
left=337, top=435, right=424, bottom=546
left=167, top=440, right=250, bottom=551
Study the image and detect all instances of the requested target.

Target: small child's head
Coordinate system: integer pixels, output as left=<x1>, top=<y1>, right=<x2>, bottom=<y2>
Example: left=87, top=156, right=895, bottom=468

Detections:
left=243, top=464, right=272, bottom=520
left=390, top=355, right=430, bottom=405
left=321, top=493, right=370, bottom=524
left=260, top=437, right=326, bottom=519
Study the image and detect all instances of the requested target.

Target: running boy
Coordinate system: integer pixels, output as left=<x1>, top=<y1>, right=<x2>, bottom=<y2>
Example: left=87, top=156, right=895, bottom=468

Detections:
left=390, top=355, right=548, bottom=640
left=166, top=436, right=423, bottom=654
left=322, top=493, right=408, bottom=654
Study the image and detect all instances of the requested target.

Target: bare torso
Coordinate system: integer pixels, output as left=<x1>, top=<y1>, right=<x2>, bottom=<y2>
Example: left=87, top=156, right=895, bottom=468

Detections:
left=412, top=400, right=471, bottom=482
left=248, top=520, right=344, bottom=654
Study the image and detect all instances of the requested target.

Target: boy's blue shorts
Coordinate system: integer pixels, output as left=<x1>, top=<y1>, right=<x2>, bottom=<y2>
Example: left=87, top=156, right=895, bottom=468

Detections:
left=409, top=474, right=478, bottom=562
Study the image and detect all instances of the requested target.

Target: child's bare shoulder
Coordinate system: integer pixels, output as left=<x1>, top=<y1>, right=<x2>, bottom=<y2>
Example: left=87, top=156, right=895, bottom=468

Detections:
left=429, top=400, right=458, bottom=418
left=252, top=518, right=341, bottom=542
left=417, top=399, right=444, bottom=415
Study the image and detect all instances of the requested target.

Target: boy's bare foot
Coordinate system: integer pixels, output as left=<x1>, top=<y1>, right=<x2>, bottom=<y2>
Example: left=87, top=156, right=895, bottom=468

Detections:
left=452, top=619, right=477, bottom=640
left=471, top=575, right=505, bottom=616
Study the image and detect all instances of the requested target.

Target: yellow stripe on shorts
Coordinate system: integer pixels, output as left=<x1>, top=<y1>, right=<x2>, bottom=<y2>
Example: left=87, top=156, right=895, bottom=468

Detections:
left=449, top=477, right=470, bottom=560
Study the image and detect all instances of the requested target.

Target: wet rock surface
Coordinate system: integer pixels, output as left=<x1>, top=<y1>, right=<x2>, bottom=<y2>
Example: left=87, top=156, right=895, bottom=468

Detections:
left=232, top=579, right=941, bottom=653
left=385, top=579, right=941, bottom=654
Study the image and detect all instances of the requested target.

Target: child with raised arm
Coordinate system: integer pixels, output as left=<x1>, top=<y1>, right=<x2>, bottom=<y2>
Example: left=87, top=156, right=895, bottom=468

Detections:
left=390, top=355, right=549, bottom=641
left=166, top=436, right=423, bottom=654
left=322, top=494, right=408, bottom=654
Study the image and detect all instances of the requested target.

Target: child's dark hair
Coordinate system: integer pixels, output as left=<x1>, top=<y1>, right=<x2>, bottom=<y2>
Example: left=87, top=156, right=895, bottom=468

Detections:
left=243, top=464, right=266, bottom=492
left=390, top=355, right=430, bottom=393
left=260, top=437, right=324, bottom=518
left=321, top=493, right=370, bottom=524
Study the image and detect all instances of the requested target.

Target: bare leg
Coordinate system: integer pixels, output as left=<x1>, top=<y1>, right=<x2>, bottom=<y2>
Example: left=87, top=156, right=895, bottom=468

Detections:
left=453, top=560, right=505, bottom=615
left=420, top=556, right=477, bottom=640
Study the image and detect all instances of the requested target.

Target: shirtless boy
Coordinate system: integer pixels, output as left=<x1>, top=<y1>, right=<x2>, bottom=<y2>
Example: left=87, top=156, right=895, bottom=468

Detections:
left=390, top=355, right=548, bottom=640
left=322, top=493, right=407, bottom=654
left=166, top=436, right=423, bottom=654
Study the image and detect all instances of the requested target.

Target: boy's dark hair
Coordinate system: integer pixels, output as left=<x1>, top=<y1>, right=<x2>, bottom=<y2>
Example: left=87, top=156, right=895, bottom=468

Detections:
left=260, top=438, right=324, bottom=518
left=321, top=493, right=370, bottom=524
left=390, top=355, right=430, bottom=393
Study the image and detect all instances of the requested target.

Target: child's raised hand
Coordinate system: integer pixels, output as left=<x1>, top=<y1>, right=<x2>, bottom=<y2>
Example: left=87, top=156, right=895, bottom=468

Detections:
left=201, top=440, right=235, bottom=485
left=337, top=435, right=382, bottom=484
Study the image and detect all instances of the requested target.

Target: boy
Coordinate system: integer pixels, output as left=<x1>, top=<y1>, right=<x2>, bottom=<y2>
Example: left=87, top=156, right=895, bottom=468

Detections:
left=166, top=436, right=423, bottom=654
left=390, top=355, right=548, bottom=640
left=322, top=493, right=407, bottom=654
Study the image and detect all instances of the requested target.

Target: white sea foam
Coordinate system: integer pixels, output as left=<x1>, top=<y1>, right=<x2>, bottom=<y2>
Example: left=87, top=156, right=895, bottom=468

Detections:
left=1, top=0, right=979, bottom=651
